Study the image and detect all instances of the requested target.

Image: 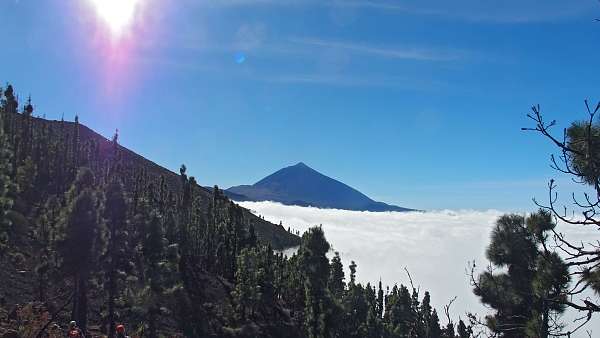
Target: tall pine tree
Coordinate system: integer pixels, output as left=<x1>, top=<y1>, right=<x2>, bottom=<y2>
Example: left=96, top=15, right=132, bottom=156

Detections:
left=328, top=251, right=345, bottom=300
left=59, top=168, right=102, bottom=334
left=0, top=89, right=15, bottom=255
left=473, top=211, right=569, bottom=338
left=102, top=180, right=130, bottom=338
left=141, top=211, right=166, bottom=338
left=299, top=226, right=339, bottom=338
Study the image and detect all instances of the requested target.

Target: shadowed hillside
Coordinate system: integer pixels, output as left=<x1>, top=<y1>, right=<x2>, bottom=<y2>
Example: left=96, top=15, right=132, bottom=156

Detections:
left=36, top=116, right=300, bottom=250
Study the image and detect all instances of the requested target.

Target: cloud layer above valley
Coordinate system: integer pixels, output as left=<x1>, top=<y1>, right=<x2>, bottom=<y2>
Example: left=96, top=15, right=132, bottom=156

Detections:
left=238, top=201, right=599, bottom=336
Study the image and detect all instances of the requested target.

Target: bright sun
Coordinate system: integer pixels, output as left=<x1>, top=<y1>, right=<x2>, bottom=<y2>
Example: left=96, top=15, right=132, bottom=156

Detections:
left=90, top=0, right=140, bottom=35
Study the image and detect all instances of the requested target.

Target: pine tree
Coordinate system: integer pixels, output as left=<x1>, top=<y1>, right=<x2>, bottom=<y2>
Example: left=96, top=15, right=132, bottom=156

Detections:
left=20, top=96, right=34, bottom=162
left=299, top=226, right=336, bottom=338
left=102, top=180, right=130, bottom=338
left=421, top=291, right=433, bottom=337
left=2, top=85, right=18, bottom=116
left=247, top=222, right=257, bottom=248
left=257, top=245, right=276, bottom=313
left=442, top=322, right=455, bottom=338
left=384, top=284, right=413, bottom=335
left=473, top=211, right=570, bottom=338
left=343, top=275, right=369, bottom=337
left=232, top=247, right=259, bottom=320
left=15, top=155, right=37, bottom=213
left=362, top=283, right=381, bottom=338
left=142, top=211, right=166, bottom=338
left=349, top=260, right=357, bottom=287
left=2, top=85, right=18, bottom=140
left=410, top=288, right=421, bottom=336
left=457, top=319, right=472, bottom=338
left=328, top=251, right=345, bottom=300
left=364, top=309, right=381, bottom=338
left=376, top=280, right=384, bottom=319
left=281, top=253, right=306, bottom=320
left=0, top=92, right=15, bottom=254
left=58, top=168, right=101, bottom=334
left=429, top=309, right=442, bottom=338
left=164, top=209, right=178, bottom=245
left=34, top=196, right=61, bottom=302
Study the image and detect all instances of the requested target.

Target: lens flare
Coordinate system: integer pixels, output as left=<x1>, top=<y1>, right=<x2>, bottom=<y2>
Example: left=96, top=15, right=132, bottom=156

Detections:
left=235, top=52, right=246, bottom=64
left=90, top=0, right=140, bottom=35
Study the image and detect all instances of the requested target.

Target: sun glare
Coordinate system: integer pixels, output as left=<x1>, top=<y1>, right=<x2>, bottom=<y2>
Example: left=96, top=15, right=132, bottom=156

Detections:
left=90, top=0, right=140, bottom=35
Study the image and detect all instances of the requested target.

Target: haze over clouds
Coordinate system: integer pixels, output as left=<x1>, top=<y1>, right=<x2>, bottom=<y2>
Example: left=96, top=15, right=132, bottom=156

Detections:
left=238, top=201, right=600, bottom=336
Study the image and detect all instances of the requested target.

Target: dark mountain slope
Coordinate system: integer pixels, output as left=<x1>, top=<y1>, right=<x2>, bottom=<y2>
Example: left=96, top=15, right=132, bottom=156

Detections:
left=38, top=117, right=300, bottom=249
left=227, top=162, right=414, bottom=212
left=0, top=101, right=304, bottom=337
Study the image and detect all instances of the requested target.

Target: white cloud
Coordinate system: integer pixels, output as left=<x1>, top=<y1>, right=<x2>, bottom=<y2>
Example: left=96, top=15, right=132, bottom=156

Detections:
left=189, top=0, right=597, bottom=23
left=290, top=38, right=464, bottom=62
left=333, top=0, right=597, bottom=23
left=264, top=73, right=442, bottom=88
left=238, top=201, right=600, bottom=337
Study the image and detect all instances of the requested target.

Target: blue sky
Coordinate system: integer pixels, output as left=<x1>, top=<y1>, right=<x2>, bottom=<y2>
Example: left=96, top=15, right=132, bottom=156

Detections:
left=1, top=0, right=600, bottom=210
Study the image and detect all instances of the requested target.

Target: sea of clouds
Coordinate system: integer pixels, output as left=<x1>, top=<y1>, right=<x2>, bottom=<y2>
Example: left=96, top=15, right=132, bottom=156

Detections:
left=237, top=201, right=599, bottom=337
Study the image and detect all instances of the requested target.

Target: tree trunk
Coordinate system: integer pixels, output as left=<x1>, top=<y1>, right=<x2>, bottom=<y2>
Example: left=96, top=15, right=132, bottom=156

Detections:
left=71, top=274, right=79, bottom=322
left=107, top=226, right=117, bottom=338
left=541, top=307, right=549, bottom=338
left=108, top=270, right=116, bottom=338
left=38, top=270, right=45, bottom=303
left=148, top=306, right=158, bottom=338
left=75, top=271, right=88, bottom=334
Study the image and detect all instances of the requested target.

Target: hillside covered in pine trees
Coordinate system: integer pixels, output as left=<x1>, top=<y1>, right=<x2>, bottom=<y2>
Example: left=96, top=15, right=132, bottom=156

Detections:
left=0, top=85, right=473, bottom=337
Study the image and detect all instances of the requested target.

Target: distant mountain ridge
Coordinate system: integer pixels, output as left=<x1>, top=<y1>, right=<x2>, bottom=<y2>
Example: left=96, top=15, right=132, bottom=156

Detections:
left=227, top=162, right=414, bottom=212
